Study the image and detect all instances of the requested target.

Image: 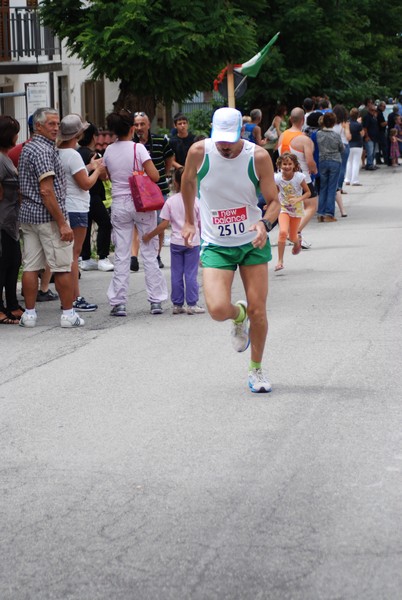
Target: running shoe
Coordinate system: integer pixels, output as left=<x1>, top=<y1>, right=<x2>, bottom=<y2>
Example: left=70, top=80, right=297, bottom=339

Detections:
left=248, top=368, right=272, bottom=393
left=172, top=305, right=186, bottom=314
left=80, top=258, right=98, bottom=271
left=187, top=305, right=206, bottom=315
left=73, top=297, right=98, bottom=312
left=150, top=302, right=163, bottom=314
left=300, top=236, right=312, bottom=249
left=98, top=257, right=114, bottom=271
left=110, top=304, right=127, bottom=317
left=231, top=300, right=250, bottom=352
left=36, top=289, right=59, bottom=302
left=60, top=313, right=85, bottom=328
left=19, top=312, right=37, bottom=328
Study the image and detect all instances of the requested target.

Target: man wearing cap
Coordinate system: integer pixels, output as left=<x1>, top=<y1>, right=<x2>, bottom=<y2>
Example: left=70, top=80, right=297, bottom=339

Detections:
left=18, top=107, right=84, bottom=328
left=181, top=107, right=280, bottom=393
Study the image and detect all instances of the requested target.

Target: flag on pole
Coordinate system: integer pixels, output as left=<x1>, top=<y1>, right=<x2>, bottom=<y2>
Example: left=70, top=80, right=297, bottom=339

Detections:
left=234, top=32, right=280, bottom=78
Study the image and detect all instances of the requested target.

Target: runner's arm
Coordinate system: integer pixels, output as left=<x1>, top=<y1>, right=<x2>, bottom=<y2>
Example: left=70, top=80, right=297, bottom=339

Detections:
left=249, top=148, right=280, bottom=248
left=181, top=141, right=204, bottom=246
left=304, top=137, right=318, bottom=175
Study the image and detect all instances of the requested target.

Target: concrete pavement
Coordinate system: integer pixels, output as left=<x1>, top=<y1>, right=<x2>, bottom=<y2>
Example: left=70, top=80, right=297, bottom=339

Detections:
left=1, top=165, right=402, bottom=599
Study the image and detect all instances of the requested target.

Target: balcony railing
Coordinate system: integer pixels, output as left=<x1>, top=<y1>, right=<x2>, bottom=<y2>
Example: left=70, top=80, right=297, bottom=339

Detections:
left=0, top=7, right=61, bottom=62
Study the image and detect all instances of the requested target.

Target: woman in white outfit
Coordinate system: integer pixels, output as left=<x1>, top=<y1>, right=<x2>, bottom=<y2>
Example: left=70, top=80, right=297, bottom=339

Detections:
left=103, top=110, right=168, bottom=316
left=344, top=108, right=364, bottom=186
left=58, top=114, right=106, bottom=312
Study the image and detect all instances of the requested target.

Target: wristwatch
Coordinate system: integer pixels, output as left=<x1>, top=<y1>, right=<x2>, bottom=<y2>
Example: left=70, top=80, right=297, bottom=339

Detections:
left=260, top=219, right=274, bottom=232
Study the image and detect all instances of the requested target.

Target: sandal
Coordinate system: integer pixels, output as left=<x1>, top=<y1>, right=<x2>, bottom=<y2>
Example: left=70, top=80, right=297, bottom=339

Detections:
left=274, top=263, right=284, bottom=272
left=0, top=312, right=19, bottom=325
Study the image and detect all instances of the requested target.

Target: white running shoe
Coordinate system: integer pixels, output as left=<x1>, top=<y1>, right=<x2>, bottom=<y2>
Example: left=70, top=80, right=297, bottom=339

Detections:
left=248, top=368, right=272, bottom=393
left=19, top=312, right=37, bottom=328
left=231, top=301, right=250, bottom=352
left=172, top=305, right=186, bottom=314
left=80, top=258, right=98, bottom=271
left=60, top=312, right=85, bottom=328
left=187, top=304, right=206, bottom=315
left=300, top=236, right=312, bottom=249
left=98, top=257, right=114, bottom=271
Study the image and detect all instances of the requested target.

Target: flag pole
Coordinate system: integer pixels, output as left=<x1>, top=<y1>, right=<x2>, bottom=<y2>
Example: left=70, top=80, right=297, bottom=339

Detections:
left=234, top=75, right=247, bottom=95
left=227, top=64, right=236, bottom=108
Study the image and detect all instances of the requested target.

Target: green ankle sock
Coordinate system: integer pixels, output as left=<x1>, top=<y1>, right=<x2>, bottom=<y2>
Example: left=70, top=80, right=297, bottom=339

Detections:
left=250, top=361, right=261, bottom=370
left=234, top=303, right=246, bottom=324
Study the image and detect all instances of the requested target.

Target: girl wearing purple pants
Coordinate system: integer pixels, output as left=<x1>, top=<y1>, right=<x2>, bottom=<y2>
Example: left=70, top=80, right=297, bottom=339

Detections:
left=142, top=168, right=205, bottom=315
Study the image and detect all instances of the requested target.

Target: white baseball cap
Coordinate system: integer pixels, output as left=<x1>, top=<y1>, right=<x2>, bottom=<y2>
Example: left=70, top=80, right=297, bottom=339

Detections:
left=211, top=107, right=242, bottom=143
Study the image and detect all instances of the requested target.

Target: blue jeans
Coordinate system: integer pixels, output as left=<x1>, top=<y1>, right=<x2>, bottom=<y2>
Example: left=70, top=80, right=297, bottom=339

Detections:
left=318, top=160, right=341, bottom=217
left=364, top=139, right=377, bottom=168
left=338, top=144, right=349, bottom=189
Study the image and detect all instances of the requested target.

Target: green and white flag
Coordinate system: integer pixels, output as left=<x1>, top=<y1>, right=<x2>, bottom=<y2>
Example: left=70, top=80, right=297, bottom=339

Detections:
left=234, top=32, right=280, bottom=78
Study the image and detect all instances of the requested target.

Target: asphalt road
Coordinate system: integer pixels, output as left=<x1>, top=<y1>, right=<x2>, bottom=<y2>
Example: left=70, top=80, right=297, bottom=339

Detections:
left=1, top=165, right=401, bottom=599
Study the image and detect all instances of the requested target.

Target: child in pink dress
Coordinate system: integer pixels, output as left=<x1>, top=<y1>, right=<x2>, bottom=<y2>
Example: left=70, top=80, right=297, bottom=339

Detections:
left=142, top=168, right=205, bottom=314
left=389, top=128, right=401, bottom=167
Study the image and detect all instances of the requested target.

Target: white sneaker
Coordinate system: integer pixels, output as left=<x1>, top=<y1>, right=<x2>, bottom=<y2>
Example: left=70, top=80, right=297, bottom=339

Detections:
left=248, top=368, right=272, bottom=393
left=80, top=258, right=98, bottom=271
left=187, top=304, right=206, bottom=315
left=60, top=312, right=85, bottom=328
left=19, top=312, right=37, bottom=328
left=231, top=300, right=250, bottom=352
left=172, top=305, right=186, bottom=314
left=98, top=257, right=114, bottom=271
left=300, top=236, right=312, bottom=249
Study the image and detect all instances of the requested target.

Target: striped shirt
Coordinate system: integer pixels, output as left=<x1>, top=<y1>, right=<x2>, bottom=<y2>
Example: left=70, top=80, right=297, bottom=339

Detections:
left=19, top=134, right=67, bottom=224
left=133, top=132, right=173, bottom=195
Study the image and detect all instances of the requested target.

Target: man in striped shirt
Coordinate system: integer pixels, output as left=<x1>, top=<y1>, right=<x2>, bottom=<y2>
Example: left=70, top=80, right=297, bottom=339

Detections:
left=18, top=107, right=84, bottom=328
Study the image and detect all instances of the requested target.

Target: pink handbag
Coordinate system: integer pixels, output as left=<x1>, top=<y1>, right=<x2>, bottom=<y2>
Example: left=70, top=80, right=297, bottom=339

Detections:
left=128, top=144, right=164, bottom=212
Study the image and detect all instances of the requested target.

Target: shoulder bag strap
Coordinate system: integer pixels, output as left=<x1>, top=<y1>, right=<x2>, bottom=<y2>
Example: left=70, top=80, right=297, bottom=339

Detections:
left=133, top=142, right=139, bottom=173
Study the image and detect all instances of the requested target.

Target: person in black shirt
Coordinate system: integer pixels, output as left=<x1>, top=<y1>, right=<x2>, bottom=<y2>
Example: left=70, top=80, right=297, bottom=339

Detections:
left=376, top=101, right=388, bottom=165
left=77, top=123, right=113, bottom=271
left=362, top=103, right=380, bottom=170
left=387, top=106, right=400, bottom=165
left=170, top=113, right=195, bottom=169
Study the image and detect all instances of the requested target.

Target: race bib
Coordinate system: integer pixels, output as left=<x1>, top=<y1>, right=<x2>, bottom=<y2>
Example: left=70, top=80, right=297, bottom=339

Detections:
left=211, top=206, right=249, bottom=238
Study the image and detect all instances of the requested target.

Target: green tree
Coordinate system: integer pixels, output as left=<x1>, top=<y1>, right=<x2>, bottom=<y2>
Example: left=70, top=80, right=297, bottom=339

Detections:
left=40, top=0, right=265, bottom=118
left=241, top=0, right=402, bottom=112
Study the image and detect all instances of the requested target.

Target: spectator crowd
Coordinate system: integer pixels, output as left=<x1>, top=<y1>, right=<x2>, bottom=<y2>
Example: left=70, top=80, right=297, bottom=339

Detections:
left=0, top=94, right=401, bottom=330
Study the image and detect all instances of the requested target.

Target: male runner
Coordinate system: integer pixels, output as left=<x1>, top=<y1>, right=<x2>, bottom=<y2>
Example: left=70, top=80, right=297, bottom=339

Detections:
left=181, top=107, right=280, bottom=393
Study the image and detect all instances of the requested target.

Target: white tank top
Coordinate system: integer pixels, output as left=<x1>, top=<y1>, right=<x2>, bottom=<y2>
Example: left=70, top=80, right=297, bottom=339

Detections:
left=197, top=139, right=262, bottom=247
